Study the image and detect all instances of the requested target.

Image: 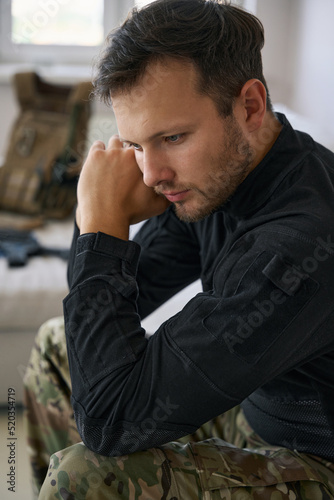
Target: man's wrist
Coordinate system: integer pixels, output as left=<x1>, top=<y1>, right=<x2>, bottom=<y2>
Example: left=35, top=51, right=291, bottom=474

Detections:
left=80, top=219, right=129, bottom=241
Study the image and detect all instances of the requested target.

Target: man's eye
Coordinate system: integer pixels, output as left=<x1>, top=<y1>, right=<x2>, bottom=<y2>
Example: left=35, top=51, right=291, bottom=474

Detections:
left=166, top=134, right=182, bottom=143
left=128, top=143, right=142, bottom=151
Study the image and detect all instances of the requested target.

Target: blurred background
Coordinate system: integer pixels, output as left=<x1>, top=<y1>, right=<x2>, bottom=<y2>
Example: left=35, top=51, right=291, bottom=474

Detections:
left=0, top=1, right=333, bottom=498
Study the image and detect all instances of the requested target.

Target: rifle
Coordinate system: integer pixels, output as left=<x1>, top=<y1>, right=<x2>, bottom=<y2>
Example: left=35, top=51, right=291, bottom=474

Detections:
left=0, top=228, right=70, bottom=267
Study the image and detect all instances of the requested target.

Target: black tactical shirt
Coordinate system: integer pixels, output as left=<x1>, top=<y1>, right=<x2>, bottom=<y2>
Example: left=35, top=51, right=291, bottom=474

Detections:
left=64, top=114, right=334, bottom=461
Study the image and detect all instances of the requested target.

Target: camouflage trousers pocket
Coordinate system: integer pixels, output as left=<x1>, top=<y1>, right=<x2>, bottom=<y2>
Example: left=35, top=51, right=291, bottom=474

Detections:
left=189, top=438, right=334, bottom=500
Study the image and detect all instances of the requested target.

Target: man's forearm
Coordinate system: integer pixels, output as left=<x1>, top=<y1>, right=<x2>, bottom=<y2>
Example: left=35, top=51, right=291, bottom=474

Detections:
left=63, top=229, right=202, bottom=456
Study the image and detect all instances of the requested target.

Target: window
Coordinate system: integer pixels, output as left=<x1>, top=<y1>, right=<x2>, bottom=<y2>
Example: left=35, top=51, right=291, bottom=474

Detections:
left=0, top=0, right=257, bottom=65
left=136, top=0, right=257, bottom=12
left=11, top=0, right=104, bottom=47
left=0, top=0, right=134, bottom=64
left=234, top=0, right=257, bottom=13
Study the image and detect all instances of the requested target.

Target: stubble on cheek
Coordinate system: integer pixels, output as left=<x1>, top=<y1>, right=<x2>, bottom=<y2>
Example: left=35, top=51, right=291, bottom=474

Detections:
left=176, top=142, right=254, bottom=222
left=164, top=118, right=255, bottom=223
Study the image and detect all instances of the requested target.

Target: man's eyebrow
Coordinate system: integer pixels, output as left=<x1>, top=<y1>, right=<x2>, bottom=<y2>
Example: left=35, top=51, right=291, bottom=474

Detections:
left=120, top=138, right=135, bottom=144
left=120, top=125, right=191, bottom=145
left=119, top=131, right=167, bottom=144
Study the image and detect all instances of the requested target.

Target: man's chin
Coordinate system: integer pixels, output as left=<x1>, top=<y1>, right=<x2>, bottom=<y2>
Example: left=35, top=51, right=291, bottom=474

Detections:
left=173, top=201, right=213, bottom=223
left=172, top=193, right=232, bottom=222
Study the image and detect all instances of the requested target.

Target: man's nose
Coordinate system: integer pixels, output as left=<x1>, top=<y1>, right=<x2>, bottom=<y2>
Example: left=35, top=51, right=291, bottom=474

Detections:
left=141, top=150, right=175, bottom=187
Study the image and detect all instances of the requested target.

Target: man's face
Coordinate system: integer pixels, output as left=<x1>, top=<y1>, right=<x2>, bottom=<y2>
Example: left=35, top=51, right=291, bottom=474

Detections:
left=112, top=58, right=255, bottom=223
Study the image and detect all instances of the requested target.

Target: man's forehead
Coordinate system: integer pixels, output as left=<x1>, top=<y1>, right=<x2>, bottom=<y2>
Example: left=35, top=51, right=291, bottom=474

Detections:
left=111, top=57, right=199, bottom=109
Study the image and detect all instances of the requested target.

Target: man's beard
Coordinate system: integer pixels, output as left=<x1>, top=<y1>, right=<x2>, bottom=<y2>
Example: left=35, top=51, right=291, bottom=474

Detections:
left=157, top=116, right=255, bottom=223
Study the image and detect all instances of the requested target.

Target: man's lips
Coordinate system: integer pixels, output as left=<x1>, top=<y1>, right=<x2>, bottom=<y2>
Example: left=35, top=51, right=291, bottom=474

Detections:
left=162, top=190, right=190, bottom=202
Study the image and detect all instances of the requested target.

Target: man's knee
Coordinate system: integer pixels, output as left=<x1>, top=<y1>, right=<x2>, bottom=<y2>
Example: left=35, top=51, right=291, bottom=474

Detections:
left=23, top=316, right=67, bottom=388
left=36, top=316, right=65, bottom=356
left=39, top=443, right=177, bottom=500
left=39, top=443, right=106, bottom=499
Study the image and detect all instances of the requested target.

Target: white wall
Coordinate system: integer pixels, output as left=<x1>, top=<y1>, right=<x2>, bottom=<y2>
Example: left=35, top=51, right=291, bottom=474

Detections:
left=257, top=0, right=334, bottom=148
left=289, top=0, right=334, bottom=135
left=257, top=0, right=294, bottom=104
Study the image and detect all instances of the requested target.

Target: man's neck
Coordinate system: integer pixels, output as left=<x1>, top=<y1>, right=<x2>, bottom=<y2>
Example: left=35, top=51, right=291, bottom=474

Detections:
left=250, top=112, right=283, bottom=170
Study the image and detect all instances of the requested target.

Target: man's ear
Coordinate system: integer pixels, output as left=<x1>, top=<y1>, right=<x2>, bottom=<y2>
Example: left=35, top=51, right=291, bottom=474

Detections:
left=239, top=79, right=267, bottom=132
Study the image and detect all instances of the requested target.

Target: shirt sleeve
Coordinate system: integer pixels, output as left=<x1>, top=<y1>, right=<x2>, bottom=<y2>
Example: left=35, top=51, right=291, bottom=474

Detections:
left=63, top=225, right=331, bottom=457
left=67, top=207, right=202, bottom=319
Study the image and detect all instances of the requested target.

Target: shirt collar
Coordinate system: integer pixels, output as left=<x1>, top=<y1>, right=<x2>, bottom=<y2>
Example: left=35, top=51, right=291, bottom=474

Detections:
left=220, top=113, right=314, bottom=218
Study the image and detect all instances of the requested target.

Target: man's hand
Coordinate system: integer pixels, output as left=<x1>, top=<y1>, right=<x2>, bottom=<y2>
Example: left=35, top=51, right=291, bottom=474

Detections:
left=77, top=135, right=170, bottom=239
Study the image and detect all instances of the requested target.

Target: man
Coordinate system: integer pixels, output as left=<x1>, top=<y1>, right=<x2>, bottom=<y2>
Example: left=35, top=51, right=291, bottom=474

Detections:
left=24, top=0, right=334, bottom=498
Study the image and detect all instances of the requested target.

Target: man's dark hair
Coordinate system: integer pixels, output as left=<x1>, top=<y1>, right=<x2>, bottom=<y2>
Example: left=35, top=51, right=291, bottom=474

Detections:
left=93, top=0, right=272, bottom=117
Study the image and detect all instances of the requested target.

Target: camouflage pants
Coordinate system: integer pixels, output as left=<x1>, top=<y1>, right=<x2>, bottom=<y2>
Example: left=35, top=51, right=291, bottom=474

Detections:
left=24, top=317, right=334, bottom=499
